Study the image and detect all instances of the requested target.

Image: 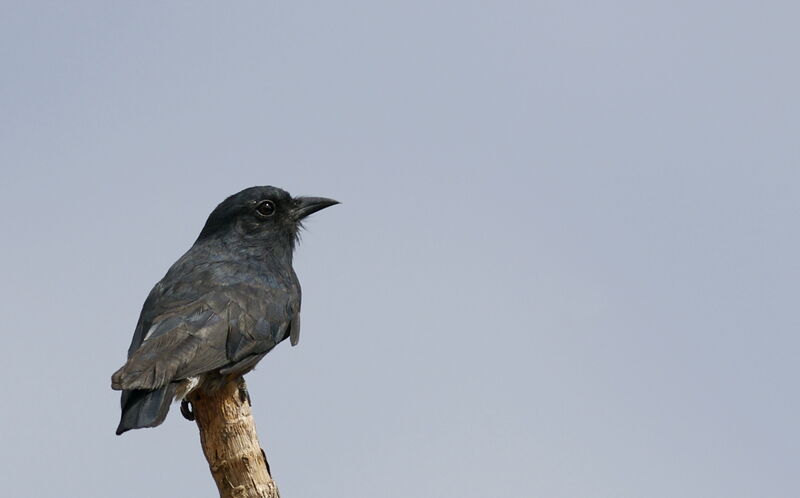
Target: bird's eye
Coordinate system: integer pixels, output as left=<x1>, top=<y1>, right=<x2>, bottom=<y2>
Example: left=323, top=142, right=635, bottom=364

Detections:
left=255, top=200, right=276, bottom=218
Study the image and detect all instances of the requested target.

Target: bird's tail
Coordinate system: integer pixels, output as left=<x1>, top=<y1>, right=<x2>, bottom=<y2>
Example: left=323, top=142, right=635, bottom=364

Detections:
left=116, top=383, right=179, bottom=435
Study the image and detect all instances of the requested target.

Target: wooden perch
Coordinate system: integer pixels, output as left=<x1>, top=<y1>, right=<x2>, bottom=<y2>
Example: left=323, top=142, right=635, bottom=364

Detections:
left=188, top=378, right=280, bottom=498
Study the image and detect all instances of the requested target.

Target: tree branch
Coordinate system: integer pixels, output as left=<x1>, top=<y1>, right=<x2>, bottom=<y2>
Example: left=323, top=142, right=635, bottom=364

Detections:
left=188, top=378, right=280, bottom=498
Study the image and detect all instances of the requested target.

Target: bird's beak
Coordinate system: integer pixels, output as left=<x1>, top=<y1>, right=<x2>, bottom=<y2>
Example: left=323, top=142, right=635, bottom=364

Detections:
left=292, top=196, right=340, bottom=221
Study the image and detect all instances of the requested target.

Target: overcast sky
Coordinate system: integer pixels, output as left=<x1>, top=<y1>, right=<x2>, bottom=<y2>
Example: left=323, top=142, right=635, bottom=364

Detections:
left=1, top=2, right=798, bottom=497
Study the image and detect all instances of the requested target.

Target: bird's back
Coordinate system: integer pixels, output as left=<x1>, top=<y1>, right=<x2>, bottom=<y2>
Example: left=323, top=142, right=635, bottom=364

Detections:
left=113, top=242, right=300, bottom=434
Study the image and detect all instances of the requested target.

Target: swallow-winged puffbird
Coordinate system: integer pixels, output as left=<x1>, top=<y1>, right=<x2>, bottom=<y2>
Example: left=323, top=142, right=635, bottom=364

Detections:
left=111, top=186, right=338, bottom=435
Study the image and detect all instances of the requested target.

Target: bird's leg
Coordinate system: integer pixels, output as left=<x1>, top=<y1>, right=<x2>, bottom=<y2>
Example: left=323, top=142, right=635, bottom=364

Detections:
left=180, top=399, right=195, bottom=421
left=237, top=378, right=252, bottom=406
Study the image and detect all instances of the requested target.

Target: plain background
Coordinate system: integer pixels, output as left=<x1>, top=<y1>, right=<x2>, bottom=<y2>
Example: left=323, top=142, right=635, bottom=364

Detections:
left=1, top=2, right=798, bottom=497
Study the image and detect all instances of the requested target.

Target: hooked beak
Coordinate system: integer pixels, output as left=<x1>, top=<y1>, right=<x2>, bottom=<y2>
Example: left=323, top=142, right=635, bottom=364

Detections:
left=292, top=196, right=340, bottom=221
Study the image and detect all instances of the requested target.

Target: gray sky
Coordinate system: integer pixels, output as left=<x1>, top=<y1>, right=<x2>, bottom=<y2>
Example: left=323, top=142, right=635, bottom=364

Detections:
left=1, top=2, right=798, bottom=497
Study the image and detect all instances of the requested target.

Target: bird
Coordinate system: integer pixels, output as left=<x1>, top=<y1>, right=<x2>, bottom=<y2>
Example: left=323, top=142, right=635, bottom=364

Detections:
left=111, top=186, right=338, bottom=435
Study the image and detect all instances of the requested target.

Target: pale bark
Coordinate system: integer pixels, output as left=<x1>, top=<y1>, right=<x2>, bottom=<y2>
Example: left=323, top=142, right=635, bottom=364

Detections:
left=188, top=378, right=280, bottom=498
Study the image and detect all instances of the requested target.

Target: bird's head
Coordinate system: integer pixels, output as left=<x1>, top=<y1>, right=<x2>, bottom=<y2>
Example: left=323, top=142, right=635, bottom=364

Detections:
left=196, top=186, right=339, bottom=255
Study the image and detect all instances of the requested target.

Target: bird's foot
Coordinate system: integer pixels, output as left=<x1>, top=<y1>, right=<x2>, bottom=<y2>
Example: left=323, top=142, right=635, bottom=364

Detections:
left=180, top=400, right=195, bottom=421
left=238, top=381, right=252, bottom=406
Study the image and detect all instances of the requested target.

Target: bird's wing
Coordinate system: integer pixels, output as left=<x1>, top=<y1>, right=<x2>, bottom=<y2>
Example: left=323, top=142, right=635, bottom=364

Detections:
left=112, top=277, right=298, bottom=392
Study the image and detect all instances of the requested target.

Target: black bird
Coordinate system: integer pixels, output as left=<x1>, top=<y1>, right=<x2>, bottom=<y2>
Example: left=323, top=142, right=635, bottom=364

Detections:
left=111, top=186, right=338, bottom=435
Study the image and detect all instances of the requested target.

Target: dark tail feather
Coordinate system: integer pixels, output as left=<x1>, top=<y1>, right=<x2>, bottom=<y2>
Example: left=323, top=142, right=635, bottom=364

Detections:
left=116, top=383, right=179, bottom=435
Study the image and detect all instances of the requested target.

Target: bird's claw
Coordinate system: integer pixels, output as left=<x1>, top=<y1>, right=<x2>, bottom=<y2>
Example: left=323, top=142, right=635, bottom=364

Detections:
left=180, top=400, right=195, bottom=421
left=238, top=380, right=252, bottom=406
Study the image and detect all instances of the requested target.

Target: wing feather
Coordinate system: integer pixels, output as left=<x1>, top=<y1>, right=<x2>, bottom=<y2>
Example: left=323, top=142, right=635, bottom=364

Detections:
left=112, top=286, right=297, bottom=391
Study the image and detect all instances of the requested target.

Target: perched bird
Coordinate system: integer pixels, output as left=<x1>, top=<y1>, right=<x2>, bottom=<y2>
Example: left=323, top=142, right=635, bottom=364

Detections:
left=111, top=186, right=338, bottom=435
